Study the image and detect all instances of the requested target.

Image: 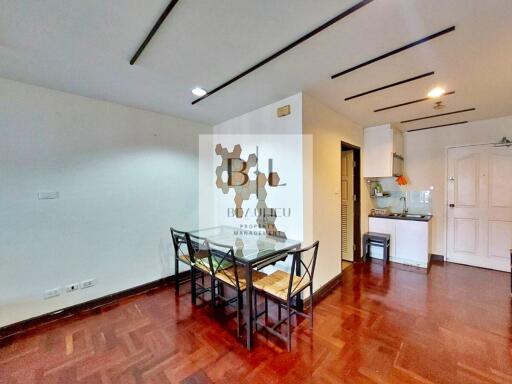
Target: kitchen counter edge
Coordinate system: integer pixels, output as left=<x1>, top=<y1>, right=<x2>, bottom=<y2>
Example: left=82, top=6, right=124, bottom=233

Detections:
left=369, top=214, right=433, bottom=222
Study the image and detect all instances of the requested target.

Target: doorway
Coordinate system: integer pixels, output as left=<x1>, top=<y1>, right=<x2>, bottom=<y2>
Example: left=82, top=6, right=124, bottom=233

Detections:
left=341, top=142, right=361, bottom=266
left=446, top=143, right=512, bottom=272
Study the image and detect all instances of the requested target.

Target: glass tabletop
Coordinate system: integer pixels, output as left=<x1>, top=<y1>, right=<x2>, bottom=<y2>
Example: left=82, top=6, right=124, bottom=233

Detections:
left=188, top=226, right=301, bottom=265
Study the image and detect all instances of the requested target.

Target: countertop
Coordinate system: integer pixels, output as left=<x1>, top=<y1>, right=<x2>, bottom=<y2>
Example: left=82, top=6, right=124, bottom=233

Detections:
left=369, top=213, right=433, bottom=222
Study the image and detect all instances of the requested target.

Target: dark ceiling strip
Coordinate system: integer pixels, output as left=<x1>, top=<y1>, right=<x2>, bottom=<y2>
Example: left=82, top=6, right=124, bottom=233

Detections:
left=407, top=121, right=468, bottom=132
left=130, top=0, right=180, bottom=65
left=344, top=71, right=435, bottom=101
left=331, top=26, right=456, bottom=79
left=191, top=0, right=374, bottom=105
left=400, top=108, right=476, bottom=123
left=374, top=91, right=455, bottom=112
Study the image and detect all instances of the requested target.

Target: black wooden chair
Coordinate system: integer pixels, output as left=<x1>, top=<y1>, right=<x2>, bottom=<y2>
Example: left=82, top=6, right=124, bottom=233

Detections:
left=170, top=227, right=193, bottom=295
left=253, top=241, right=319, bottom=351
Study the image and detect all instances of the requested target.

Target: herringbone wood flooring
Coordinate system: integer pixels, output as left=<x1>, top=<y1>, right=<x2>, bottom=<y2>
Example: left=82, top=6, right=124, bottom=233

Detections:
left=1, top=261, right=511, bottom=383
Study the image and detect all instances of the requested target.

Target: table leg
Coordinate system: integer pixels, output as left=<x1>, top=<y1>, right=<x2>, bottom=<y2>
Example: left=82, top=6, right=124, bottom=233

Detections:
left=245, top=265, right=253, bottom=350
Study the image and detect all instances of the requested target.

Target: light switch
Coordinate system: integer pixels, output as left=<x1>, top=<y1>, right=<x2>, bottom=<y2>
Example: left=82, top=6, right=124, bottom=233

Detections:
left=38, top=191, right=59, bottom=200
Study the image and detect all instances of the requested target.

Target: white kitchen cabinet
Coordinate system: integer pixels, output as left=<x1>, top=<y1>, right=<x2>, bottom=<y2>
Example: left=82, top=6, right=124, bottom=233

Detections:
left=369, top=217, right=431, bottom=268
left=394, top=220, right=429, bottom=267
left=363, top=124, right=404, bottom=178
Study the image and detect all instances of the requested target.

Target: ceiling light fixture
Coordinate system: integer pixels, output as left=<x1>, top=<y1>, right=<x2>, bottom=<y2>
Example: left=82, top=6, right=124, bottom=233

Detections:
left=192, top=87, right=207, bottom=97
left=433, top=101, right=445, bottom=110
left=427, top=87, right=446, bottom=98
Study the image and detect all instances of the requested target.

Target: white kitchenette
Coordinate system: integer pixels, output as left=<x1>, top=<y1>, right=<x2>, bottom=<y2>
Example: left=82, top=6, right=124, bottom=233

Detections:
left=368, top=213, right=432, bottom=268
left=364, top=124, right=433, bottom=269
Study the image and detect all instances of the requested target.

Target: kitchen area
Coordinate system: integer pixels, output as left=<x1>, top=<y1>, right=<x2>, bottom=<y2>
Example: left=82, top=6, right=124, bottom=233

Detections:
left=363, top=124, right=433, bottom=269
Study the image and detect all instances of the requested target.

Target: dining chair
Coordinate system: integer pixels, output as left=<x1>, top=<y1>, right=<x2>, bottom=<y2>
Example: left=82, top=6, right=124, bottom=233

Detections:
left=253, top=241, right=319, bottom=351
left=170, top=227, right=193, bottom=295
left=184, top=232, right=219, bottom=306
left=206, top=239, right=267, bottom=338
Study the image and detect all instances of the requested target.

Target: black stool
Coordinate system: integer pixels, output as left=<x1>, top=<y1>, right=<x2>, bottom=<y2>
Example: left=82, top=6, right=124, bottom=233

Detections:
left=363, top=232, right=391, bottom=264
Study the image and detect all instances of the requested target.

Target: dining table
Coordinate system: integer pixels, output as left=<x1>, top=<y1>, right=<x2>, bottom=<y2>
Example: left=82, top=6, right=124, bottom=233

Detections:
left=188, top=225, right=302, bottom=350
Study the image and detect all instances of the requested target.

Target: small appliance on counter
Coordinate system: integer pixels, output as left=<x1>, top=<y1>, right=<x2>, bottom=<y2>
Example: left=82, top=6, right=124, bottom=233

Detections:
left=371, top=208, right=391, bottom=216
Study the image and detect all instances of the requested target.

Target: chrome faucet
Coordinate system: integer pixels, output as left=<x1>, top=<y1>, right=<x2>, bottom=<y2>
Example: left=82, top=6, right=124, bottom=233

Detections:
left=400, top=196, right=408, bottom=214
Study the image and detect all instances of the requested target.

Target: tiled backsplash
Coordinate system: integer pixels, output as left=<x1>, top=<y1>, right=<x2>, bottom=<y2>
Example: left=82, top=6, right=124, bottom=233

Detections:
left=370, top=178, right=432, bottom=215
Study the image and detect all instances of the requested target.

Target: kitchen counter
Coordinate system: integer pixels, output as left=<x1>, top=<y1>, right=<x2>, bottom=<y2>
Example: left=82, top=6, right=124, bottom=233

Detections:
left=369, top=213, right=432, bottom=222
left=368, top=214, right=432, bottom=269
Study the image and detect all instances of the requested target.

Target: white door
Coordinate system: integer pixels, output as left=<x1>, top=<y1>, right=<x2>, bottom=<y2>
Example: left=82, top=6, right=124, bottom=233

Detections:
left=341, top=150, right=354, bottom=261
left=447, top=145, right=512, bottom=271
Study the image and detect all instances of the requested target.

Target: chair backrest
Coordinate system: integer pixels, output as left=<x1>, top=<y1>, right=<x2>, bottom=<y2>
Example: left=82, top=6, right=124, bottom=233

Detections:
left=170, top=227, right=189, bottom=261
left=287, top=241, right=320, bottom=298
left=184, top=232, right=210, bottom=267
left=184, top=234, right=237, bottom=285
left=207, top=239, right=240, bottom=289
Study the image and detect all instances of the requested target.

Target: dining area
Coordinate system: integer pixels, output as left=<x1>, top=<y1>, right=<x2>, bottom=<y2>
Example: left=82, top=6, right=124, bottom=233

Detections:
left=170, top=226, right=319, bottom=351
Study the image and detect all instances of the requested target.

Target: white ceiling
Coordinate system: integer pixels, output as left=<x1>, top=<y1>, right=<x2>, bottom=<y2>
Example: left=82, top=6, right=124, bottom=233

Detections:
left=1, top=0, right=512, bottom=130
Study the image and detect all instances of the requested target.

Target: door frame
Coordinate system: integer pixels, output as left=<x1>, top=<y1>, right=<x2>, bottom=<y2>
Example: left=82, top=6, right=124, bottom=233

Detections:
left=341, top=141, right=361, bottom=262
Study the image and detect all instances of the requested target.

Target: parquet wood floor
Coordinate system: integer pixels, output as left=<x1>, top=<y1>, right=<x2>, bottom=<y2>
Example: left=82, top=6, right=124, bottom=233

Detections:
left=1, top=261, right=511, bottom=383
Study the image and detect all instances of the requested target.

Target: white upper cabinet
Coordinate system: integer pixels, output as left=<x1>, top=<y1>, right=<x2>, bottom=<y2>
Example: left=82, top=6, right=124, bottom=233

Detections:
left=363, top=124, right=404, bottom=178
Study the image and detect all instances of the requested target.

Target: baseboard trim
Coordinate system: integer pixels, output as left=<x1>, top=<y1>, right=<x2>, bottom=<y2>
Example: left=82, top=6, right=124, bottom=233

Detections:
left=0, top=271, right=190, bottom=342
left=368, top=257, right=431, bottom=274
left=303, top=272, right=342, bottom=309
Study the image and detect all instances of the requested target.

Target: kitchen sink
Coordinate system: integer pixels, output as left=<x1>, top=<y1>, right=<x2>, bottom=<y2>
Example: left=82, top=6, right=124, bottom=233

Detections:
left=389, top=213, right=426, bottom=219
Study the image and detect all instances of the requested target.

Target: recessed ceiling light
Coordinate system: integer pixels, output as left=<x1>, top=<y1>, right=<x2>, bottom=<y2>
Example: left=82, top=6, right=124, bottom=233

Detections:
left=192, top=87, right=207, bottom=97
left=427, top=87, right=445, bottom=98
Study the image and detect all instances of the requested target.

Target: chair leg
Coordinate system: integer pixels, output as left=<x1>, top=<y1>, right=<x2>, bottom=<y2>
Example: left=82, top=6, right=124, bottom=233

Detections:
left=236, top=294, right=242, bottom=339
left=287, top=300, right=292, bottom=352
left=253, top=290, right=258, bottom=328
left=210, top=276, right=216, bottom=307
left=264, top=296, right=268, bottom=324
left=309, top=285, right=314, bottom=329
left=239, top=289, right=244, bottom=309
left=174, top=258, right=179, bottom=295
left=278, top=303, right=281, bottom=321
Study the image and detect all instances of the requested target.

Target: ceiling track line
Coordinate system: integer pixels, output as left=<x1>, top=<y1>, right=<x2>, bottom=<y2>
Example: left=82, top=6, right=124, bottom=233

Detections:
left=130, top=0, right=180, bottom=65
left=407, top=121, right=468, bottom=132
left=344, top=71, right=435, bottom=101
left=374, top=91, right=455, bottom=112
left=331, top=26, right=456, bottom=79
left=191, top=0, right=374, bottom=105
left=400, top=108, right=476, bottom=123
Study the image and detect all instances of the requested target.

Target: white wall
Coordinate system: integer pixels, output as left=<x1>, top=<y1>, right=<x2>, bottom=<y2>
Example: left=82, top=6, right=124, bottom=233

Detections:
left=0, top=78, right=210, bottom=327
left=405, top=115, right=512, bottom=256
left=209, top=92, right=367, bottom=291
left=213, top=94, right=303, bottom=135
left=206, top=94, right=305, bottom=240
left=302, top=94, right=368, bottom=289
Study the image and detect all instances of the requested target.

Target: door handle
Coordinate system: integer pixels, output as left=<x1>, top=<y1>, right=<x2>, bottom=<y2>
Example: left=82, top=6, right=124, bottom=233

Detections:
left=449, top=204, right=455, bottom=208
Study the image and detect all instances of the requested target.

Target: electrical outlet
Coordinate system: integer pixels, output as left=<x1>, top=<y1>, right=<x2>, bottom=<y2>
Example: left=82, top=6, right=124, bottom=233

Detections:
left=80, top=278, right=95, bottom=289
left=44, top=288, right=61, bottom=299
left=66, top=283, right=80, bottom=293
